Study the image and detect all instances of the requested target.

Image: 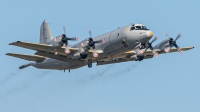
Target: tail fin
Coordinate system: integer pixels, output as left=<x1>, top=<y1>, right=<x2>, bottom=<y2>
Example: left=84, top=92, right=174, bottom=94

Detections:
left=40, top=20, right=52, bottom=44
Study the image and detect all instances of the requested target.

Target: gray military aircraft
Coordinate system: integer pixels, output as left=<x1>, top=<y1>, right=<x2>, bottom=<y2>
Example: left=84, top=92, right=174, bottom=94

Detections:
left=6, top=20, right=194, bottom=72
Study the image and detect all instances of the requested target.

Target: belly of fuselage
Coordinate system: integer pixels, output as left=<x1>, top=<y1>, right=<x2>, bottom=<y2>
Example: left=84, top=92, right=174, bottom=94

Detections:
left=32, top=58, right=85, bottom=70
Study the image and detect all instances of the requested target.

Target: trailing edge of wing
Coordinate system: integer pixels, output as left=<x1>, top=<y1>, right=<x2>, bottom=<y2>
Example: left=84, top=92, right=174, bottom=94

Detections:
left=6, top=53, right=46, bottom=62
left=97, top=55, right=153, bottom=66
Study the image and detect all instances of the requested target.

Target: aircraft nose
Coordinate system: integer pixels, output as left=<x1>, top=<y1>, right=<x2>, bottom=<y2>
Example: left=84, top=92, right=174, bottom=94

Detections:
left=148, top=31, right=153, bottom=37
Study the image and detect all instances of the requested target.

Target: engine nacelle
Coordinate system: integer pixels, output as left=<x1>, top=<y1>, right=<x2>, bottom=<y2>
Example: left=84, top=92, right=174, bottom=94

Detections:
left=48, top=35, right=63, bottom=47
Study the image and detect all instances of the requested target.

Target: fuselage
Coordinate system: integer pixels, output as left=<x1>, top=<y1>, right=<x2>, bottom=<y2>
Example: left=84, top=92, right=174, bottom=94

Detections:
left=32, top=23, right=153, bottom=70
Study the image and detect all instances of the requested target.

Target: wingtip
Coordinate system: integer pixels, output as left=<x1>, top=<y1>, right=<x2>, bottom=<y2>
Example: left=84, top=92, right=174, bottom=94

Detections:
left=5, top=53, right=14, bottom=56
left=9, top=41, right=21, bottom=45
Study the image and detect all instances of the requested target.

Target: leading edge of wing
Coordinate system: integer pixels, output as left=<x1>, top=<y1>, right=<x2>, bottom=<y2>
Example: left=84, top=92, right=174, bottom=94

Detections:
left=145, top=46, right=194, bottom=55
left=125, top=46, right=194, bottom=55
left=9, top=41, right=79, bottom=55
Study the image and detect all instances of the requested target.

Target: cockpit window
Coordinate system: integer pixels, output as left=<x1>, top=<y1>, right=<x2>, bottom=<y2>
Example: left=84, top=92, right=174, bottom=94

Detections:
left=130, top=25, right=148, bottom=31
left=136, top=26, right=142, bottom=29
left=142, top=26, right=147, bottom=29
left=130, top=27, right=135, bottom=30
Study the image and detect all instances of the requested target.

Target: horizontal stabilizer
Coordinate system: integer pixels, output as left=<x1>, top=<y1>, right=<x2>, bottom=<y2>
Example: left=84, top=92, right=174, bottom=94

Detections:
left=19, top=63, right=32, bottom=69
left=6, top=53, right=46, bottom=62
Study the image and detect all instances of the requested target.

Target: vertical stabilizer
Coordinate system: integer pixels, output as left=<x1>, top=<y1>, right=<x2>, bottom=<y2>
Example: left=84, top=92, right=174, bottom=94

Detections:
left=40, top=20, right=52, bottom=44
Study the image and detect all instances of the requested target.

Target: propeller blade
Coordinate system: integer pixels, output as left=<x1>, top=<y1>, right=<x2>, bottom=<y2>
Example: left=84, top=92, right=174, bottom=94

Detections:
left=175, top=33, right=182, bottom=41
left=94, top=39, right=103, bottom=43
left=81, top=42, right=85, bottom=47
left=164, top=32, right=169, bottom=38
left=164, top=47, right=170, bottom=53
left=146, top=36, right=158, bottom=50
left=67, top=37, right=78, bottom=41
left=174, top=43, right=179, bottom=49
left=179, top=50, right=183, bottom=54
left=139, top=49, right=143, bottom=54
left=88, top=29, right=92, bottom=38
left=150, top=36, right=158, bottom=44
left=63, top=26, right=66, bottom=35
left=65, top=45, right=70, bottom=54
left=134, top=43, right=141, bottom=49
left=154, top=53, right=159, bottom=57
left=152, top=50, right=159, bottom=57
left=174, top=43, right=183, bottom=54
left=93, top=50, right=98, bottom=58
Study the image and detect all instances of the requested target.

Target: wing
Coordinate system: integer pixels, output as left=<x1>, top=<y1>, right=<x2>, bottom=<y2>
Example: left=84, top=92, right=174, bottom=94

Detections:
left=6, top=53, right=46, bottom=62
left=9, top=41, right=79, bottom=56
left=144, top=46, right=194, bottom=55
left=35, top=51, right=84, bottom=64
left=9, top=41, right=84, bottom=64
left=98, top=46, right=194, bottom=66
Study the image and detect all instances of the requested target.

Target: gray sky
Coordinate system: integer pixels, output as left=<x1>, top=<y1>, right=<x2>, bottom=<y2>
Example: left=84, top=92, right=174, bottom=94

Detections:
left=1, top=0, right=199, bottom=112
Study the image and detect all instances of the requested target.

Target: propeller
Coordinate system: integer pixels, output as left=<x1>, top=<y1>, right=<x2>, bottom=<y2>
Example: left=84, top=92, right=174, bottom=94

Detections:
left=134, top=36, right=158, bottom=58
left=146, top=36, right=158, bottom=50
left=144, top=36, right=158, bottom=57
left=87, top=29, right=103, bottom=49
left=61, top=26, right=78, bottom=54
left=164, top=32, right=183, bottom=54
left=62, top=26, right=78, bottom=44
left=80, top=29, right=104, bottom=58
